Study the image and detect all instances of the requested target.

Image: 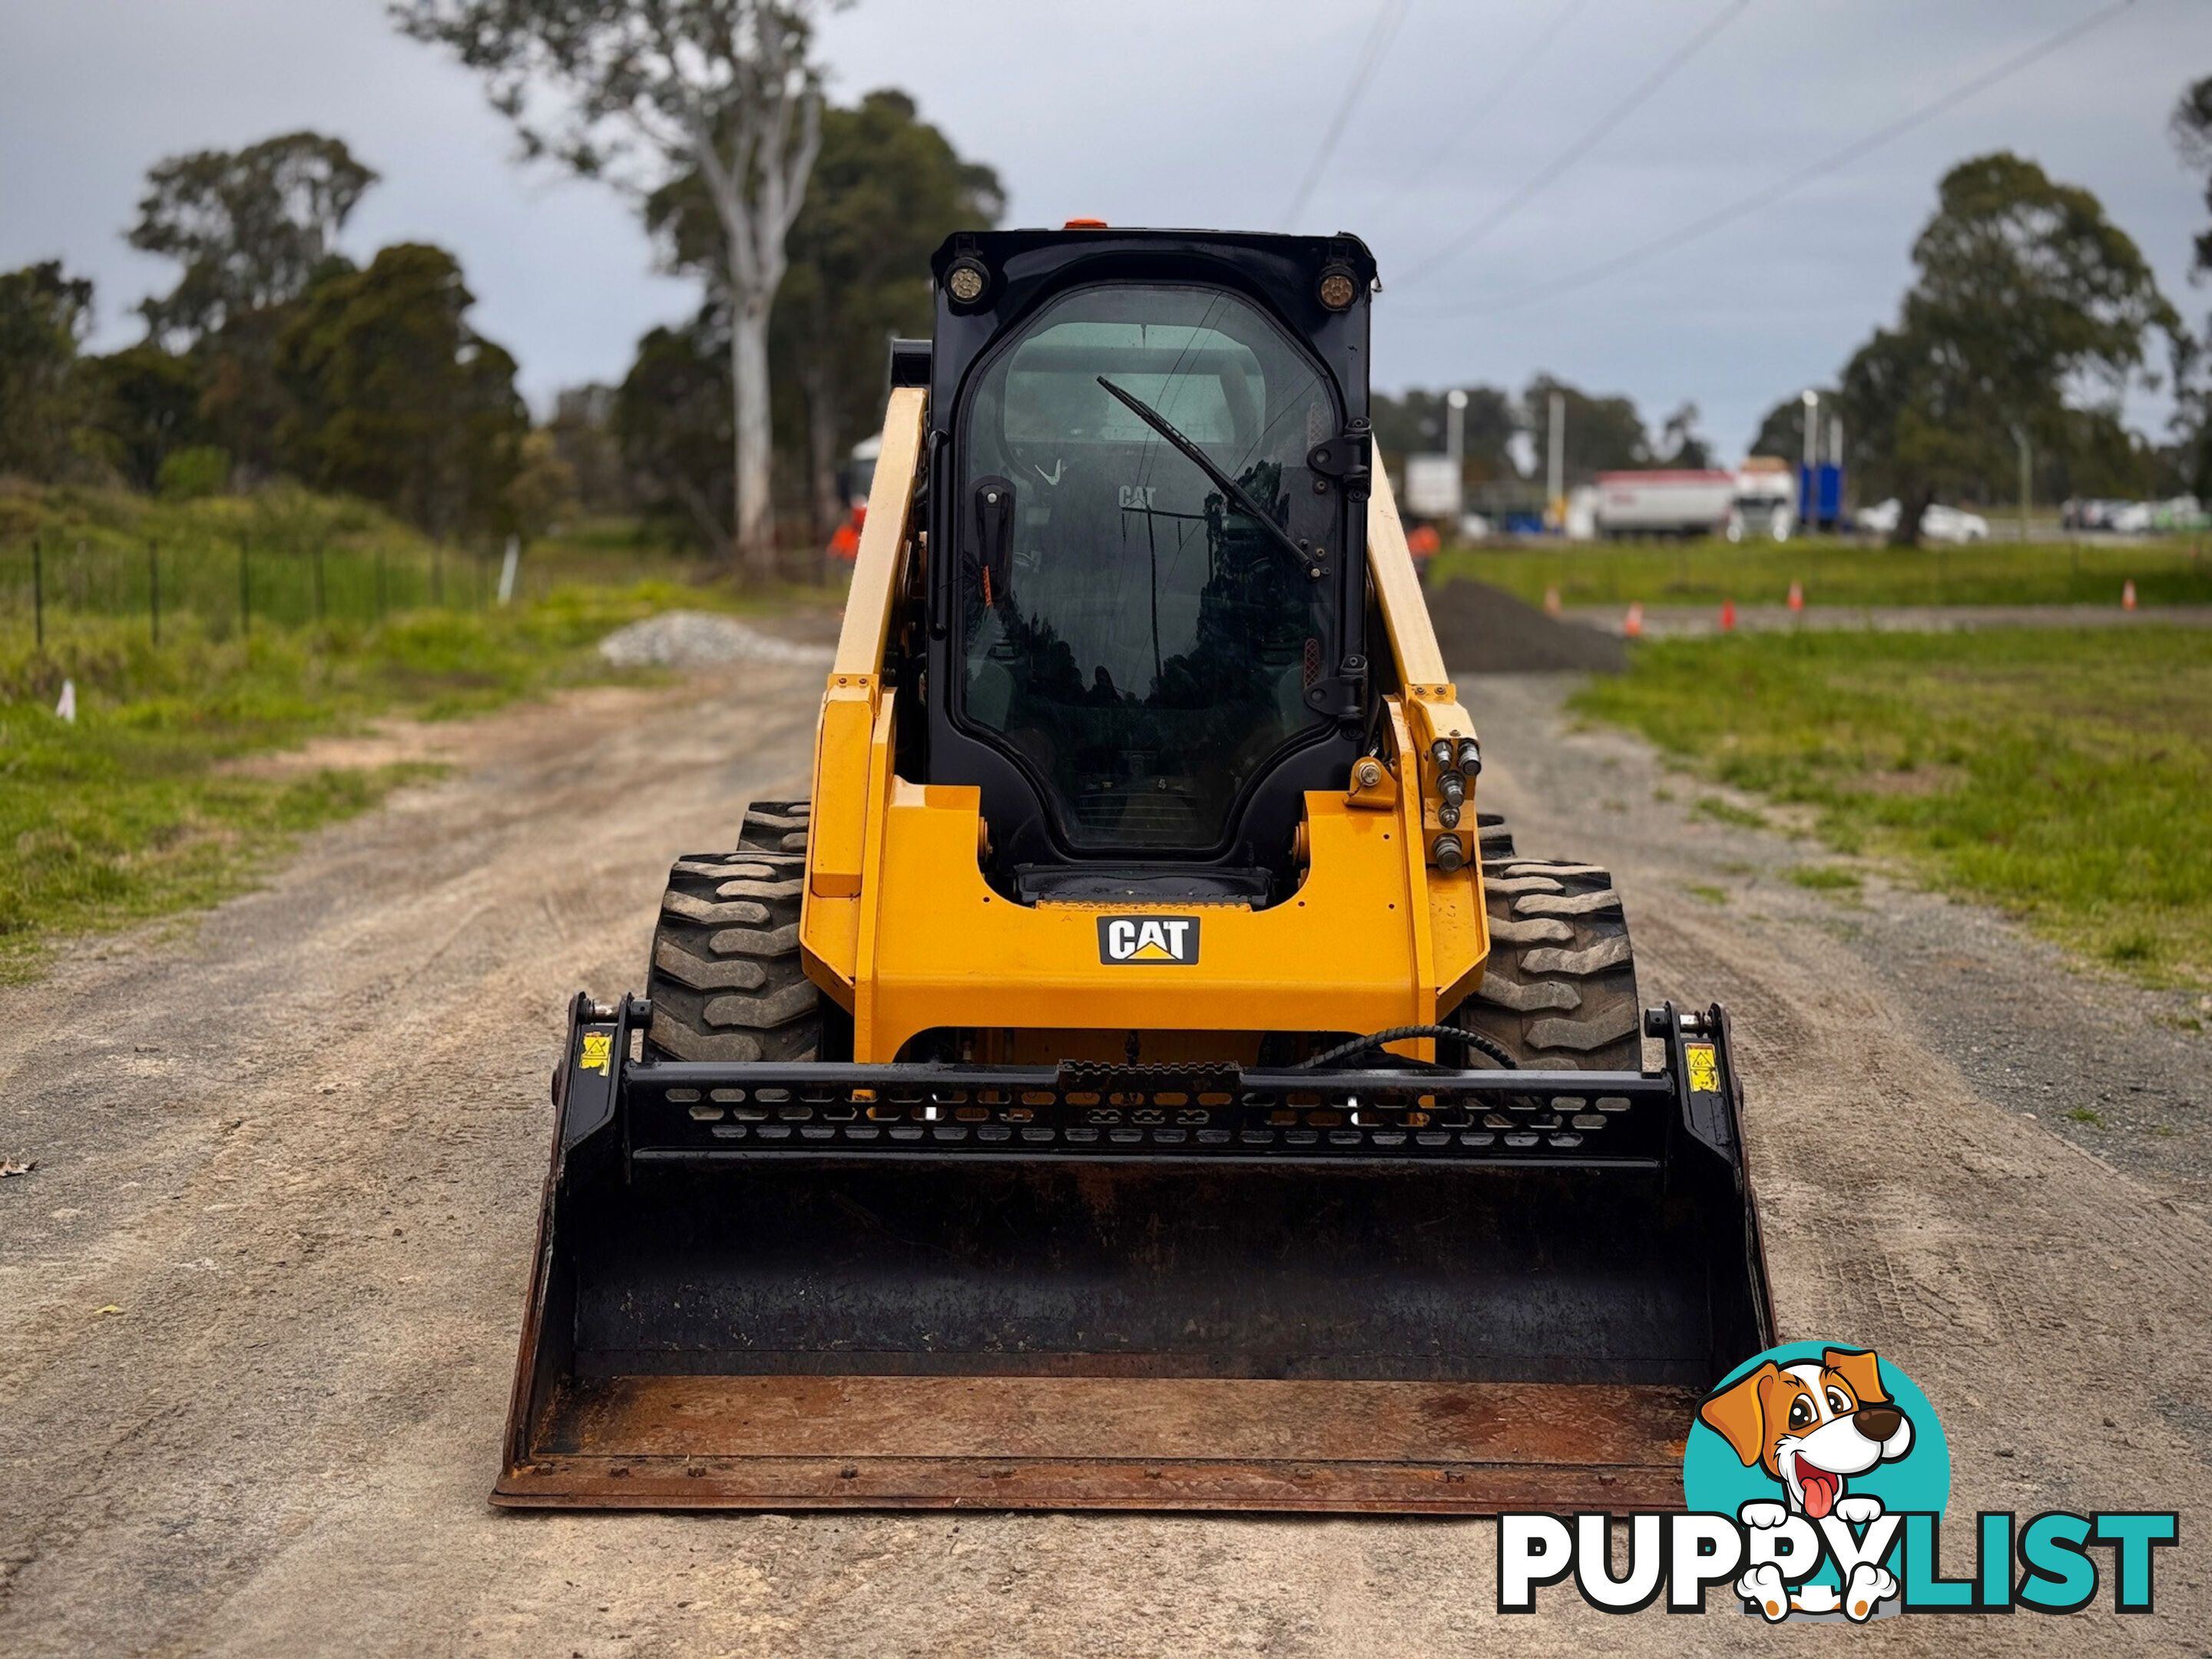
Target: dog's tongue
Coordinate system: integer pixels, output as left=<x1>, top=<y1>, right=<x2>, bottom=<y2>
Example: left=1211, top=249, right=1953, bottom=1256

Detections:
left=1796, top=1456, right=1840, bottom=1520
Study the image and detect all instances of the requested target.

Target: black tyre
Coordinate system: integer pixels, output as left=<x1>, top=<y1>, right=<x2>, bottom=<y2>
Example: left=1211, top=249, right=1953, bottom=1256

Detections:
left=644, top=800, right=821, bottom=1064
left=1451, top=819, right=1642, bottom=1071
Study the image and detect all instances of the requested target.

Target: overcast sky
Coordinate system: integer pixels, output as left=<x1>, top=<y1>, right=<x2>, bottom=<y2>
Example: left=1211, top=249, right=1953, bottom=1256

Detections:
left=5, top=0, right=2209, bottom=459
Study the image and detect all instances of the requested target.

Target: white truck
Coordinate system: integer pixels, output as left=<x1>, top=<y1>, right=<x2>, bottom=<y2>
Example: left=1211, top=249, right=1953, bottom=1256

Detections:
left=1593, top=469, right=1737, bottom=538
left=1728, top=458, right=1796, bottom=542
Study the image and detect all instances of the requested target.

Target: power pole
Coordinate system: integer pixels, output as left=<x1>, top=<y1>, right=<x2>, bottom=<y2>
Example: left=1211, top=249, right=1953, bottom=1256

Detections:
left=1546, top=389, right=1566, bottom=535
left=1800, top=389, right=1818, bottom=530
left=2017, top=429, right=2032, bottom=543
left=1445, top=388, right=1468, bottom=525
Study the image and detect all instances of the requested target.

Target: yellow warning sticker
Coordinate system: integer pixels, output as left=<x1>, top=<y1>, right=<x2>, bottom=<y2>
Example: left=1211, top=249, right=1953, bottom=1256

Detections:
left=1685, top=1041, right=1720, bottom=1095
left=579, top=1031, right=614, bottom=1077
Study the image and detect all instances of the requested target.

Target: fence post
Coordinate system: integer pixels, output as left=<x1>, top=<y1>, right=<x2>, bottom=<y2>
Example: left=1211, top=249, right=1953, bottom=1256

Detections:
left=33, top=536, right=44, bottom=651
left=313, top=542, right=326, bottom=624
left=239, top=532, right=251, bottom=637
left=149, top=540, right=161, bottom=647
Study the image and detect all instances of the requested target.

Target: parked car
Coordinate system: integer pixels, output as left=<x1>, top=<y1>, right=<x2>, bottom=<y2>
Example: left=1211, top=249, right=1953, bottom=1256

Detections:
left=1857, top=498, right=1988, bottom=542
left=1922, top=504, right=1990, bottom=543
left=2061, top=498, right=2128, bottom=531
left=2061, top=495, right=2209, bottom=533
left=2152, top=495, right=2212, bottom=531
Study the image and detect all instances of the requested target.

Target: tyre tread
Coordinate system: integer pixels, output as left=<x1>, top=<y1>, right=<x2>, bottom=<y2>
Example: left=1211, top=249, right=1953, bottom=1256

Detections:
left=1452, top=825, right=1641, bottom=1071
left=644, top=799, right=820, bottom=1064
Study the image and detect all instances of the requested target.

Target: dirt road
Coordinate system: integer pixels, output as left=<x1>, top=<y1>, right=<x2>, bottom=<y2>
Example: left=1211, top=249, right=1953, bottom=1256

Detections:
left=3, top=650, right=2208, bottom=1657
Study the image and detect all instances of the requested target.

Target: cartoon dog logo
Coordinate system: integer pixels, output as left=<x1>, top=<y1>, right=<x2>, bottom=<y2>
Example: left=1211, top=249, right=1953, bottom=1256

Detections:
left=1698, top=1346, right=1915, bottom=1621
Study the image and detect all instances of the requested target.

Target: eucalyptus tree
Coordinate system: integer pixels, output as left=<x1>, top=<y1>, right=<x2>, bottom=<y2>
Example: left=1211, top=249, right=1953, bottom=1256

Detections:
left=1839, top=152, right=2178, bottom=541
left=128, top=132, right=379, bottom=346
left=0, top=263, right=94, bottom=479
left=2167, top=75, right=2212, bottom=493
left=394, top=0, right=840, bottom=579
left=276, top=243, right=527, bottom=540
left=649, top=88, right=1002, bottom=538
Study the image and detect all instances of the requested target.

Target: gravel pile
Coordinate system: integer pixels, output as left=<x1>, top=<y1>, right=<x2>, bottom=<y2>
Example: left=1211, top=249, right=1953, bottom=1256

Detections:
left=598, top=611, right=833, bottom=670
left=1425, top=578, right=1627, bottom=674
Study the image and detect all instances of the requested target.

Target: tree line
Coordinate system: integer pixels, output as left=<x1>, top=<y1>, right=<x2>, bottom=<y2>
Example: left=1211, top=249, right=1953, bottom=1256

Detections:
left=6, top=0, right=2207, bottom=562
left=0, top=85, right=995, bottom=571
left=0, top=131, right=538, bottom=545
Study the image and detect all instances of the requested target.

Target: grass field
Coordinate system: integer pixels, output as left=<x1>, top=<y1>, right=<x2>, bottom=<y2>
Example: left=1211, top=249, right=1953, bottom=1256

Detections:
left=0, top=482, right=718, bottom=637
left=0, top=579, right=770, bottom=979
left=1435, top=535, right=2212, bottom=610
left=1574, top=628, right=2212, bottom=990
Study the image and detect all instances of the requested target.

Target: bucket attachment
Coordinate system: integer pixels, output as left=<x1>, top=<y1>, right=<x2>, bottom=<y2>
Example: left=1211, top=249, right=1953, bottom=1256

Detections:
left=495, top=1000, right=1771, bottom=1513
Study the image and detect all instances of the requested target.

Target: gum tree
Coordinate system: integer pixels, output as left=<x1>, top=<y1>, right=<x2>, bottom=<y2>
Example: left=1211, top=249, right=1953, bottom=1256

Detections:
left=393, top=0, right=838, bottom=579
left=0, top=263, right=94, bottom=480
left=129, top=133, right=379, bottom=346
left=1840, top=152, right=2179, bottom=543
left=648, top=88, right=1002, bottom=538
left=276, top=243, right=527, bottom=539
left=127, top=132, right=379, bottom=478
left=2167, top=74, right=2212, bottom=493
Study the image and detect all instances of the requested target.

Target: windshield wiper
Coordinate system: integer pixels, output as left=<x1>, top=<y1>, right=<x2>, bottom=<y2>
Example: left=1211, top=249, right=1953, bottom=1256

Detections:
left=1095, top=376, right=1310, bottom=568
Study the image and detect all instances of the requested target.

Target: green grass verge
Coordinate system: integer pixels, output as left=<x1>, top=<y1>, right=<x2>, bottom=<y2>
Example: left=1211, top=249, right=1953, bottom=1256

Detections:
left=0, top=581, right=741, bottom=979
left=1433, top=535, right=2212, bottom=610
left=1572, top=628, right=2212, bottom=988
left=0, top=480, right=720, bottom=634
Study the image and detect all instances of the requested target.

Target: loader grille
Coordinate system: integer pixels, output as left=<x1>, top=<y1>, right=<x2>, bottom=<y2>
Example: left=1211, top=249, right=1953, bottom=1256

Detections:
left=625, top=1061, right=1669, bottom=1167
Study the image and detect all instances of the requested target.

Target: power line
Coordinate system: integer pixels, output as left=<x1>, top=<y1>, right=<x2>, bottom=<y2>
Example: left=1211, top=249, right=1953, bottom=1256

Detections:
left=1280, top=0, right=1413, bottom=230
left=1400, top=0, right=2142, bottom=319
left=1389, top=0, right=1591, bottom=210
left=1394, top=0, right=1755, bottom=287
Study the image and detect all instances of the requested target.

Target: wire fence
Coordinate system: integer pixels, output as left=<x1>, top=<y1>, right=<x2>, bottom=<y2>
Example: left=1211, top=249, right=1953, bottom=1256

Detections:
left=0, top=532, right=531, bottom=647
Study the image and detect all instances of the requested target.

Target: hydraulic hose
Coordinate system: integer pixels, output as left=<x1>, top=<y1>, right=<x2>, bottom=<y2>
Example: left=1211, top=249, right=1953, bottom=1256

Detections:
left=1297, top=1025, right=1518, bottom=1071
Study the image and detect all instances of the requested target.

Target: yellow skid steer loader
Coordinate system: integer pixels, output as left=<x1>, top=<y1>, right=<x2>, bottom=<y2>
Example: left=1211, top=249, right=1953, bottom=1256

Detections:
left=496, top=227, right=1771, bottom=1513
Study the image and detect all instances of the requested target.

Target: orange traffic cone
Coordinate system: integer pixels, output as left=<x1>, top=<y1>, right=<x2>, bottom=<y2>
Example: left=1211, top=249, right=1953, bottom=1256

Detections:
left=1787, top=581, right=1804, bottom=614
left=1624, top=601, right=1644, bottom=639
left=2123, top=579, right=2137, bottom=612
left=1544, top=584, right=1562, bottom=617
left=1720, top=597, right=1737, bottom=634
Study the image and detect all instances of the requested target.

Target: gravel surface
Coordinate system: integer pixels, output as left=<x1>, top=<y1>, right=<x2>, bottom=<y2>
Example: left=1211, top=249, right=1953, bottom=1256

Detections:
left=2, top=652, right=2207, bottom=1655
left=598, top=610, right=834, bottom=669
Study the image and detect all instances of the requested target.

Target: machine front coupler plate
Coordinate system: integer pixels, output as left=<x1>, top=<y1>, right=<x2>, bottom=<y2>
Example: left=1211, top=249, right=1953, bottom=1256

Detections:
left=551, top=994, right=1751, bottom=1177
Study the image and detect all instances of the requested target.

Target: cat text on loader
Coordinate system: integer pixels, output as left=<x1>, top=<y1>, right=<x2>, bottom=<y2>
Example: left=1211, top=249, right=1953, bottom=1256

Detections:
left=496, top=227, right=1772, bottom=1514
